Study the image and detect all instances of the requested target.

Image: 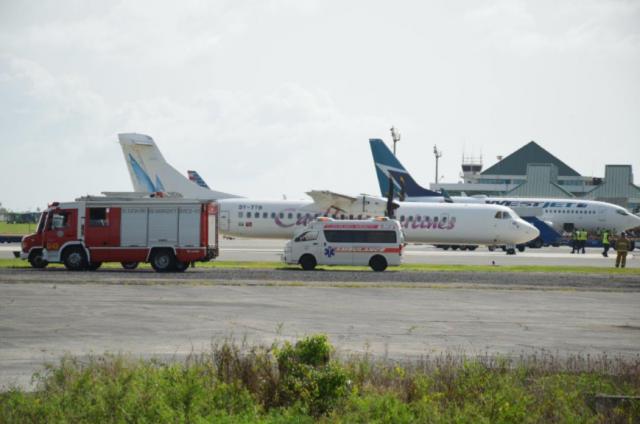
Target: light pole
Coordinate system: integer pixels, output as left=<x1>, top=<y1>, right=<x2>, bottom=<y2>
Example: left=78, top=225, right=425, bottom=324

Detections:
left=390, top=126, right=401, bottom=155
left=433, top=145, right=443, bottom=184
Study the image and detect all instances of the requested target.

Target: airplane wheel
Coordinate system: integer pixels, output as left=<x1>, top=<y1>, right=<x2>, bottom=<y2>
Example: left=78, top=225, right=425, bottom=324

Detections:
left=468, top=245, right=478, bottom=251
left=506, top=248, right=516, bottom=255
left=299, top=254, right=316, bottom=271
left=369, top=255, right=388, bottom=272
left=517, top=245, right=525, bottom=252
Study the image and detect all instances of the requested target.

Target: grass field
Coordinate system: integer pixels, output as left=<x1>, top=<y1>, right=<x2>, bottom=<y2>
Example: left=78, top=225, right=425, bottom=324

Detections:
left=1, top=335, right=638, bottom=422
left=1, top=258, right=639, bottom=274
left=0, top=222, right=36, bottom=235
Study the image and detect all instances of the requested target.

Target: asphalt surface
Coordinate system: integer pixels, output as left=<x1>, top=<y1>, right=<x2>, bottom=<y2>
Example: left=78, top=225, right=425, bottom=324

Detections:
left=1, top=267, right=639, bottom=390
left=2, top=239, right=637, bottom=267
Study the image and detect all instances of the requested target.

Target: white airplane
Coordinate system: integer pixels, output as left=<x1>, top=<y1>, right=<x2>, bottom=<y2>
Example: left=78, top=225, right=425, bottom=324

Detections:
left=370, top=139, right=640, bottom=234
left=118, top=133, right=539, bottom=246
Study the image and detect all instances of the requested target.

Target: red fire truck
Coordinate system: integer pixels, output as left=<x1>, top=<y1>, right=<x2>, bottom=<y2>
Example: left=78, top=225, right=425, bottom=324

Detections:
left=20, top=194, right=219, bottom=272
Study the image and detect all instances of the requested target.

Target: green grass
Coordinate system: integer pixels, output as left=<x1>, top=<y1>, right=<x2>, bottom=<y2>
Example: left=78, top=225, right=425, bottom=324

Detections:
left=0, top=222, right=36, bottom=235
left=2, top=258, right=639, bottom=274
left=1, top=335, right=638, bottom=423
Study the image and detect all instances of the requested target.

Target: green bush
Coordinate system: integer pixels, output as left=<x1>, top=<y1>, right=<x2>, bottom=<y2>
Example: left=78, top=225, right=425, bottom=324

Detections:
left=1, top=337, right=639, bottom=423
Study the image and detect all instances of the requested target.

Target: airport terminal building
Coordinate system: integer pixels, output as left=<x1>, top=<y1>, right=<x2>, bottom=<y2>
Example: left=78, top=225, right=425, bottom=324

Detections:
left=431, top=141, right=640, bottom=212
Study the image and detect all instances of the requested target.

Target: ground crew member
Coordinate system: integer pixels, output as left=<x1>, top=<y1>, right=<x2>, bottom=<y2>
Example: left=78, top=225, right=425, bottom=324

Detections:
left=570, top=229, right=578, bottom=254
left=601, top=230, right=610, bottom=257
left=579, top=228, right=587, bottom=254
left=615, top=232, right=630, bottom=268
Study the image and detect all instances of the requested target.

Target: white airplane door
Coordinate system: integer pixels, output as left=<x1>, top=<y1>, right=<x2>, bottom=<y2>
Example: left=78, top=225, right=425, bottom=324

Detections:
left=219, top=210, right=230, bottom=231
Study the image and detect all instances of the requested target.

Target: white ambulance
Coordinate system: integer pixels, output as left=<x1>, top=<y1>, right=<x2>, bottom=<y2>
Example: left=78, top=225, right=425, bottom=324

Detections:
left=283, top=217, right=404, bottom=271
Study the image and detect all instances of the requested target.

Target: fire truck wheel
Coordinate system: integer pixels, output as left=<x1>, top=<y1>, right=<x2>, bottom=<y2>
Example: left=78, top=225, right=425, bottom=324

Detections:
left=369, top=255, right=387, bottom=272
left=151, top=250, right=176, bottom=272
left=28, top=250, right=48, bottom=269
left=175, top=261, right=189, bottom=272
left=299, top=254, right=316, bottom=271
left=86, top=262, right=102, bottom=271
left=121, top=262, right=139, bottom=270
left=63, top=247, right=87, bottom=271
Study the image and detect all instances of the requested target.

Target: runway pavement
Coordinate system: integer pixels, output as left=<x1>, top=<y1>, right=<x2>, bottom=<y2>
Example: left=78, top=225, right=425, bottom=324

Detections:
left=2, top=238, right=635, bottom=267
left=1, top=266, right=639, bottom=389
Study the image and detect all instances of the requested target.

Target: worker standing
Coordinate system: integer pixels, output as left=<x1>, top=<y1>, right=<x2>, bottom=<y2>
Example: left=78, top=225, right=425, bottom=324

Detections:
left=615, top=233, right=630, bottom=268
left=570, top=229, right=578, bottom=254
left=601, top=230, right=610, bottom=257
left=579, top=228, right=587, bottom=254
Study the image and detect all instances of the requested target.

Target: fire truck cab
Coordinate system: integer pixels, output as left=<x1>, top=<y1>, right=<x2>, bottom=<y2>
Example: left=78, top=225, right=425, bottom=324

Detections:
left=20, top=193, right=219, bottom=272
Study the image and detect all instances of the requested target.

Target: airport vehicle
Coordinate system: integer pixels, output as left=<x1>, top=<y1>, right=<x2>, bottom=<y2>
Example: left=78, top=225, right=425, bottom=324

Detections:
left=119, top=133, right=539, bottom=247
left=369, top=139, right=640, bottom=235
left=20, top=193, right=219, bottom=272
left=283, top=217, right=403, bottom=271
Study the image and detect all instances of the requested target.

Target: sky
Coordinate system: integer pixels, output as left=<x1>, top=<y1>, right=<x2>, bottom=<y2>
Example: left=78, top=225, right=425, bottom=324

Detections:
left=1, top=0, right=639, bottom=211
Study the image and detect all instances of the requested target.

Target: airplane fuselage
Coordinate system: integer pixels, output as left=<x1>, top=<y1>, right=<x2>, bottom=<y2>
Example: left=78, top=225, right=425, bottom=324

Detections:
left=217, top=198, right=538, bottom=245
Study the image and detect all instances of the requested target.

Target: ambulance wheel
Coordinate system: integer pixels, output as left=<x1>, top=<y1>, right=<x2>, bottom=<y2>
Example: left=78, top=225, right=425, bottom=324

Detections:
left=87, top=262, right=102, bottom=271
left=121, top=262, right=139, bottom=270
left=28, top=250, right=48, bottom=269
left=151, top=250, right=176, bottom=273
left=63, top=247, right=87, bottom=271
left=175, top=261, right=189, bottom=272
left=369, top=255, right=387, bottom=272
left=299, top=254, right=316, bottom=271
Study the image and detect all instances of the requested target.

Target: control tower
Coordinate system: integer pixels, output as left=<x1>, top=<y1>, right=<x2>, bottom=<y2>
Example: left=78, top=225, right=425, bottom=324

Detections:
left=461, top=154, right=483, bottom=183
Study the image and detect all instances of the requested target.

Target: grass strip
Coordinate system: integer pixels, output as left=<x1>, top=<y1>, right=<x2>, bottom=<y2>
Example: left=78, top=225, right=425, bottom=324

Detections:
left=2, top=258, right=639, bottom=275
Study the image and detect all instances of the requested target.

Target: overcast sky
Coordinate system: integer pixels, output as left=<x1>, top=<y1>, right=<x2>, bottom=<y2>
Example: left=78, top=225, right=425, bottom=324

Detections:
left=1, top=0, right=639, bottom=210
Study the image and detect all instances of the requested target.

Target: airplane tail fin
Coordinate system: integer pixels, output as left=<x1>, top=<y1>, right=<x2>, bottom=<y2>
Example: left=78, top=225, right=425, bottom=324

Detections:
left=187, top=170, right=210, bottom=189
left=369, top=138, right=442, bottom=199
left=118, top=133, right=240, bottom=200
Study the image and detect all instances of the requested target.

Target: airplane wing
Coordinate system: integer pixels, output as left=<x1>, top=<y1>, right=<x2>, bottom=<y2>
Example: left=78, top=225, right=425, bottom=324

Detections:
left=306, top=190, right=390, bottom=216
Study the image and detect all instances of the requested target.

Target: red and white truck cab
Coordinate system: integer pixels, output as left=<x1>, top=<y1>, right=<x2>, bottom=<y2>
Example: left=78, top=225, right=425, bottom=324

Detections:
left=20, top=193, right=219, bottom=272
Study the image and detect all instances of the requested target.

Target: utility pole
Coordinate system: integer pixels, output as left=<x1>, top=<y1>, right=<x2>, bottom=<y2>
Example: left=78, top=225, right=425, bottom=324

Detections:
left=390, top=126, right=401, bottom=155
left=433, top=145, right=443, bottom=184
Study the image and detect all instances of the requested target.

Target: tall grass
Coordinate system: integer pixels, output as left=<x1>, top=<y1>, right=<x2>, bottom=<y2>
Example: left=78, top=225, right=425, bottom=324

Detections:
left=1, top=336, right=639, bottom=423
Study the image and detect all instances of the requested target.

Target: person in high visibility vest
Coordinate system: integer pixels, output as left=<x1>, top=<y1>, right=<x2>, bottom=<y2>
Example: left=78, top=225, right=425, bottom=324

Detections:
left=601, top=230, right=610, bottom=257
left=578, top=229, right=588, bottom=254
left=570, top=229, right=578, bottom=254
left=615, top=232, right=630, bottom=268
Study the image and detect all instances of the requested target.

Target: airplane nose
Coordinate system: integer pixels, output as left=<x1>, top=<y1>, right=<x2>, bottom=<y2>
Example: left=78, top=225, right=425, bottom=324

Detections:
left=517, top=220, right=539, bottom=243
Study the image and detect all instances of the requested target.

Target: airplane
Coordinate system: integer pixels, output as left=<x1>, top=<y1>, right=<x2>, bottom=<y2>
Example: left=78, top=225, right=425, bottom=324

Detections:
left=118, top=133, right=539, bottom=246
left=370, top=138, right=640, bottom=234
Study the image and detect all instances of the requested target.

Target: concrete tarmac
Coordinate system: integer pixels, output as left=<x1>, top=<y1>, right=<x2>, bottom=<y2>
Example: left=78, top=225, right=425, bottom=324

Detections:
left=1, top=267, right=639, bottom=389
left=2, top=239, right=636, bottom=267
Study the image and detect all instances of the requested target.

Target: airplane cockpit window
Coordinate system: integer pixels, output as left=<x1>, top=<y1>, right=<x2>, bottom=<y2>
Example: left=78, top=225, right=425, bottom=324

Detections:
left=494, top=211, right=502, bottom=219
left=616, top=210, right=629, bottom=216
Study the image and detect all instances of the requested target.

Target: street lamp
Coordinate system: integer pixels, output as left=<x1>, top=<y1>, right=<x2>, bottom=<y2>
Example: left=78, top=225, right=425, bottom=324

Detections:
left=390, top=126, right=401, bottom=155
left=433, top=145, right=443, bottom=184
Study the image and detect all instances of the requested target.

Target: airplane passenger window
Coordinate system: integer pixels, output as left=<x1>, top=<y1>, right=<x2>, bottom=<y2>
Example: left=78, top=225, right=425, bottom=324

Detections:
left=271, top=212, right=276, bottom=218
left=247, top=212, right=252, bottom=218
left=238, top=212, right=244, bottom=218
left=400, top=215, right=405, bottom=221
left=416, top=216, right=421, bottom=222
left=288, top=213, right=293, bottom=219
left=279, top=212, right=284, bottom=218
left=408, top=216, right=413, bottom=221
left=297, top=213, right=302, bottom=219
left=263, top=212, right=268, bottom=218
